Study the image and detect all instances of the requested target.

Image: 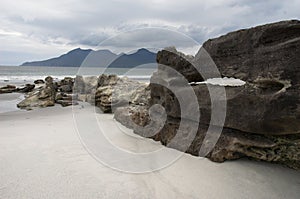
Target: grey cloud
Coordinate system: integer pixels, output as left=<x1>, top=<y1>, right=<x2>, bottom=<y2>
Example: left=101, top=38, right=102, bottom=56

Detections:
left=96, top=28, right=199, bottom=51
left=0, top=0, right=299, bottom=65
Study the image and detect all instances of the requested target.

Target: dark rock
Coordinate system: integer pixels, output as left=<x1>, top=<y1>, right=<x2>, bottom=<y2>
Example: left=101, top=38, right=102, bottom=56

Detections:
left=45, top=76, right=54, bottom=84
left=16, top=84, right=35, bottom=93
left=57, top=77, right=74, bottom=93
left=150, top=79, right=299, bottom=135
left=0, top=85, right=16, bottom=94
left=156, top=47, right=200, bottom=82
left=202, top=20, right=300, bottom=84
left=34, top=79, right=45, bottom=84
left=152, top=20, right=300, bottom=135
left=59, top=85, right=73, bottom=93
left=114, top=20, right=300, bottom=170
left=158, top=119, right=300, bottom=170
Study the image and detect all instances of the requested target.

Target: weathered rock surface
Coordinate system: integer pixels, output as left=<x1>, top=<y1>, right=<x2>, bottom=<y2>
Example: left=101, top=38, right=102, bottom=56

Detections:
left=115, top=107, right=300, bottom=170
left=0, top=84, right=35, bottom=94
left=17, top=76, right=56, bottom=109
left=56, top=77, right=74, bottom=93
left=15, top=74, right=148, bottom=110
left=202, top=20, right=300, bottom=83
left=55, top=93, right=78, bottom=107
left=150, top=80, right=299, bottom=135
left=95, top=74, right=149, bottom=113
left=114, top=20, right=300, bottom=170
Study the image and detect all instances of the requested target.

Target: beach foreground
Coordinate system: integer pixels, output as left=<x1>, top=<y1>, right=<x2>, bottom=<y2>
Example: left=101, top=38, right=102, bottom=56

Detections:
left=0, top=104, right=299, bottom=199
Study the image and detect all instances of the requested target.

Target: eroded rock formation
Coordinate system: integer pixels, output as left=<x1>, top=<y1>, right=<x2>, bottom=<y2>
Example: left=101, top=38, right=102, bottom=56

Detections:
left=17, top=76, right=56, bottom=109
left=114, top=20, right=300, bottom=169
left=15, top=74, right=148, bottom=111
left=94, top=74, right=149, bottom=113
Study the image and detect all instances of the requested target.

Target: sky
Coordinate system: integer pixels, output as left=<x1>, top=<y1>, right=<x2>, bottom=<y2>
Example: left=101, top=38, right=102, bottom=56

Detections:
left=0, top=0, right=299, bottom=65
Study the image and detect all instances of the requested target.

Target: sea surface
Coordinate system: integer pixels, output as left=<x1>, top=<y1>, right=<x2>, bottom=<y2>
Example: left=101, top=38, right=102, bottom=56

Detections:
left=0, top=66, right=156, bottom=84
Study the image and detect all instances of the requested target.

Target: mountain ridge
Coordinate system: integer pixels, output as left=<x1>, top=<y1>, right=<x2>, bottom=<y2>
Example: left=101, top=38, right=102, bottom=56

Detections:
left=21, top=48, right=157, bottom=68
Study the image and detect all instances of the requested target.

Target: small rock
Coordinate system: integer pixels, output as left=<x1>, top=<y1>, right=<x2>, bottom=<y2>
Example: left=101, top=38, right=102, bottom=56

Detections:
left=34, top=79, right=45, bottom=84
left=16, top=84, right=35, bottom=93
left=0, top=85, right=16, bottom=94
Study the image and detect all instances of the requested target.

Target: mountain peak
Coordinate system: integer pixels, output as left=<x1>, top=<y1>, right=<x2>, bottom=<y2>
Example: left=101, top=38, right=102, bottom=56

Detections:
left=68, top=48, right=92, bottom=53
left=136, top=48, right=152, bottom=53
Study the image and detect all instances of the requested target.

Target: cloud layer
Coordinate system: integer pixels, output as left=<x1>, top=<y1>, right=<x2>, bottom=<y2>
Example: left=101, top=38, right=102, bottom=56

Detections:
left=0, top=0, right=299, bottom=65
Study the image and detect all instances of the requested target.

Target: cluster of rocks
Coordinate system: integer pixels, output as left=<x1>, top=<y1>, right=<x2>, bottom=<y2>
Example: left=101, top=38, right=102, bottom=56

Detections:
left=0, top=84, right=35, bottom=94
left=17, top=76, right=59, bottom=109
left=114, top=20, right=300, bottom=170
left=74, top=74, right=149, bottom=113
left=13, top=74, right=149, bottom=112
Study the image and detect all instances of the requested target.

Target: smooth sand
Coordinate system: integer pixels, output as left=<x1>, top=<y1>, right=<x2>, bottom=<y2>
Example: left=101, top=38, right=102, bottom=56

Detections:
left=0, top=104, right=299, bottom=199
left=0, top=93, right=24, bottom=114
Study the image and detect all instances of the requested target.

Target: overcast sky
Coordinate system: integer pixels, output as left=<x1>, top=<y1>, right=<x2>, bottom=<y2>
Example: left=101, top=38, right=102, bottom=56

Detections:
left=0, top=0, right=299, bottom=65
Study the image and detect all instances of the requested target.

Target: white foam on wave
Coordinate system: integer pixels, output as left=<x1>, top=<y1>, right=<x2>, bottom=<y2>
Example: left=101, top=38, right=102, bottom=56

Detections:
left=0, top=75, right=152, bottom=84
left=0, top=75, right=74, bottom=83
left=120, top=75, right=152, bottom=79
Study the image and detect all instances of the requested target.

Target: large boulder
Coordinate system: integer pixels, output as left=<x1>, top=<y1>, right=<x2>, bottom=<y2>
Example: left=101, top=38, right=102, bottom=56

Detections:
left=150, top=80, right=299, bottom=135
left=201, top=20, right=300, bottom=135
left=114, top=20, right=300, bottom=169
left=56, top=77, right=74, bottom=93
left=95, top=74, right=149, bottom=113
left=115, top=106, right=300, bottom=170
left=202, top=20, right=300, bottom=84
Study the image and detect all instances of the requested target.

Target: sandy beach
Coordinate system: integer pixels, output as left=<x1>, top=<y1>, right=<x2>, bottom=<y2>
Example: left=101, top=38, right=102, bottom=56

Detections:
left=0, top=93, right=24, bottom=114
left=0, top=101, right=299, bottom=199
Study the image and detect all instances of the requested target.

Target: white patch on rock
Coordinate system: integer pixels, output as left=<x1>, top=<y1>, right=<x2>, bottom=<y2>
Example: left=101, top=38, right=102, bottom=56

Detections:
left=190, top=77, right=246, bottom=87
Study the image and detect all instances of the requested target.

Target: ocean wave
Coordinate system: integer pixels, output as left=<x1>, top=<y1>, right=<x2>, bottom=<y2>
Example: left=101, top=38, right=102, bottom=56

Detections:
left=0, top=75, right=152, bottom=83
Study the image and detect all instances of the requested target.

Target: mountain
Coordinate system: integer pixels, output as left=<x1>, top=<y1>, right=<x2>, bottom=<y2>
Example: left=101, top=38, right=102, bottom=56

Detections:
left=21, top=48, right=157, bottom=68
left=108, top=48, right=157, bottom=68
left=21, top=48, right=93, bottom=67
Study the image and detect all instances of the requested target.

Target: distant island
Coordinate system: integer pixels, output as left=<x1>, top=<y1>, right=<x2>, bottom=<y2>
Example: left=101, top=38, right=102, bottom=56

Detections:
left=21, top=48, right=157, bottom=68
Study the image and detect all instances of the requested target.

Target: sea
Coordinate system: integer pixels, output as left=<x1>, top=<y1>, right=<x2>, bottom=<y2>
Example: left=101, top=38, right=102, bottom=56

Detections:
left=0, top=65, right=156, bottom=85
